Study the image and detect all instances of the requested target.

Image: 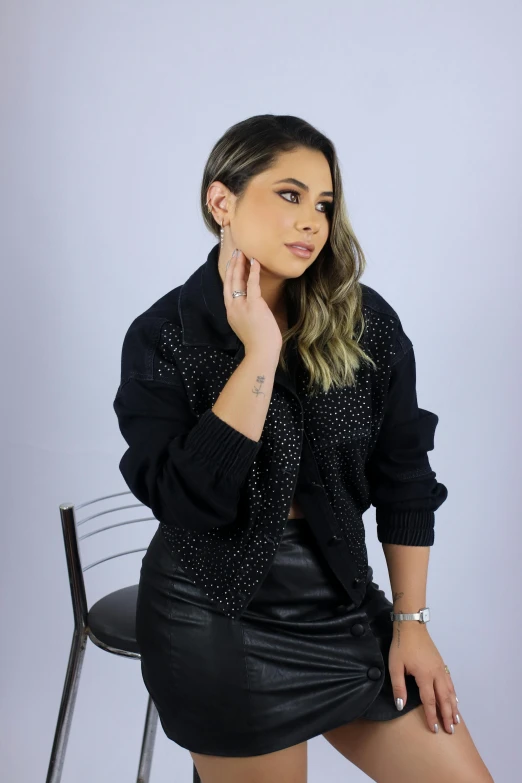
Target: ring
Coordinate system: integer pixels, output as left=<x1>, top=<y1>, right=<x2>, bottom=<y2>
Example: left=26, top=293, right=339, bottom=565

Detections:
left=444, top=665, right=450, bottom=675
left=232, top=290, right=247, bottom=298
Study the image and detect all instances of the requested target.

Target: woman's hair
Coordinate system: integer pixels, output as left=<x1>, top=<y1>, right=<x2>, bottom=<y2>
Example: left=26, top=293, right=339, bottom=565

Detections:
left=200, top=114, right=377, bottom=396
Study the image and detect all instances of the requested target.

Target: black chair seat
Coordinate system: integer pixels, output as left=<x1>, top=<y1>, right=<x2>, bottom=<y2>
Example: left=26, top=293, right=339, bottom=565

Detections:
left=88, top=584, right=140, bottom=654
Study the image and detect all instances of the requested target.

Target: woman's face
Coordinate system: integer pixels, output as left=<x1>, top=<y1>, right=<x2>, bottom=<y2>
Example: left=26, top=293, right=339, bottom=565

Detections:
left=224, top=147, right=334, bottom=281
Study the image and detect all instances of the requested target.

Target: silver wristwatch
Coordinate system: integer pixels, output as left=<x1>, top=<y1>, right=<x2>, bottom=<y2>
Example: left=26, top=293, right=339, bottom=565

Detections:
left=390, top=607, right=430, bottom=624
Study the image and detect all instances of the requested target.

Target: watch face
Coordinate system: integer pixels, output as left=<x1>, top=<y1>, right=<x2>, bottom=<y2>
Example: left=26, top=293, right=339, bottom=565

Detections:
left=421, top=608, right=430, bottom=622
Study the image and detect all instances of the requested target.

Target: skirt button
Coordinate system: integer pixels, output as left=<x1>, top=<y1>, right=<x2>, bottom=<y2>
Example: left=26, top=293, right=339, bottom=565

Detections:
left=351, top=623, right=364, bottom=636
left=367, top=667, right=382, bottom=681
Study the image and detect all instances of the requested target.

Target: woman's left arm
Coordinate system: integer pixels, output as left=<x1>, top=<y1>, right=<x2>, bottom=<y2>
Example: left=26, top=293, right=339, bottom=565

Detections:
left=382, top=541, right=430, bottom=646
left=383, top=541, right=459, bottom=736
left=365, top=335, right=457, bottom=735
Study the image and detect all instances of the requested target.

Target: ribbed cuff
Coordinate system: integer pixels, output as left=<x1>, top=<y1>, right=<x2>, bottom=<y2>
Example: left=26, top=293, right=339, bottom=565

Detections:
left=185, top=408, right=264, bottom=483
left=376, top=509, right=435, bottom=546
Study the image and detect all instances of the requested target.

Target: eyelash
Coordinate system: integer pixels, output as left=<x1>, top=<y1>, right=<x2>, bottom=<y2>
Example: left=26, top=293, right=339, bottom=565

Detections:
left=277, top=189, right=334, bottom=215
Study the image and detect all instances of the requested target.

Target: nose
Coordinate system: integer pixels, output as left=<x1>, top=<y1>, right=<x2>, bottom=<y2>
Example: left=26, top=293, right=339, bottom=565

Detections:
left=296, top=217, right=320, bottom=234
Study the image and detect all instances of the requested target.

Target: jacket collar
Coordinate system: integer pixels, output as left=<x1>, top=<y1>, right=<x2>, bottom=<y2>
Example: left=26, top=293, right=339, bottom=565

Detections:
left=178, top=243, right=300, bottom=396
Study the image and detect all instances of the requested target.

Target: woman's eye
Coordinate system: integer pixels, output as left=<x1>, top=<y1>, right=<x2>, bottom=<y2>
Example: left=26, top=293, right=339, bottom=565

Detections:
left=278, top=190, right=333, bottom=215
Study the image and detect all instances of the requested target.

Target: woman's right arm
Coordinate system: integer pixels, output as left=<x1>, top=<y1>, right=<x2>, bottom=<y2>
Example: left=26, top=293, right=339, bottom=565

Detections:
left=114, top=249, right=283, bottom=533
left=113, top=340, right=279, bottom=534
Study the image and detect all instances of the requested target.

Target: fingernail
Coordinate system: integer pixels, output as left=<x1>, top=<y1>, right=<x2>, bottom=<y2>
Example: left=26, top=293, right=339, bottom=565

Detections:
left=450, top=724, right=454, bottom=734
left=395, top=698, right=403, bottom=710
left=455, top=714, right=460, bottom=724
left=455, top=696, right=459, bottom=703
left=250, top=257, right=254, bottom=265
left=433, top=723, right=439, bottom=733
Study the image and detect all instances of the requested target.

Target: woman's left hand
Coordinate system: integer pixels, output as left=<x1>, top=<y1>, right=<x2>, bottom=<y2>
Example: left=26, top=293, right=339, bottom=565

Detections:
left=388, top=626, right=459, bottom=734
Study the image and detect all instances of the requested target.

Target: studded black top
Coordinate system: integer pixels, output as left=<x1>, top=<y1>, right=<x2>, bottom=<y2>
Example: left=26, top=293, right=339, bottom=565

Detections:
left=113, top=243, right=448, bottom=619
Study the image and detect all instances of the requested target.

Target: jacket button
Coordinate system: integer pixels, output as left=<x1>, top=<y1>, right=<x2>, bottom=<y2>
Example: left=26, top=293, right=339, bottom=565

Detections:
left=351, top=623, right=364, bottom=636
left=367, top=667, right=382, bottom=681
left=327, top=535, right=343, bottom=546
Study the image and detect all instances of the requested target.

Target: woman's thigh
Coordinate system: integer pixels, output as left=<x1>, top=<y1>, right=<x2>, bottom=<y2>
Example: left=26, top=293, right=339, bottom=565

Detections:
left=189, top=741, right=307, bottom=783
left=322, top=704, right=494, bottom=783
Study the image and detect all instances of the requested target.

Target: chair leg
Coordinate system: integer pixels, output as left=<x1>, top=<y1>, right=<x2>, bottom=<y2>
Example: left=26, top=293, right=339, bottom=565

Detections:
left=46, top=629, right=88, bottom=783
left=136, top=694, right=159, bottom=783
left=136, top=694, right=202, bottom=783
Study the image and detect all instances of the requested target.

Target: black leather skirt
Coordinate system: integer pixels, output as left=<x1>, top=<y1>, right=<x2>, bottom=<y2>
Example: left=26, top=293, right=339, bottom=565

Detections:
left=136, top=519, right=423, bottom=757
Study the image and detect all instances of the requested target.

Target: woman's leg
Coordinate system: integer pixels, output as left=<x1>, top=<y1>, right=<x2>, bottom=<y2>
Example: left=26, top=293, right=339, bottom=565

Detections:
left=189, top=740, right=308, bottom=783
left=322, top=704, right=494, bottom=783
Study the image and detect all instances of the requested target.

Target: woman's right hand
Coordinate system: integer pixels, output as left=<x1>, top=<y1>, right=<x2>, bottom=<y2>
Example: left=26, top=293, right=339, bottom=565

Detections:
left=223, top=249, right=283, bottom=355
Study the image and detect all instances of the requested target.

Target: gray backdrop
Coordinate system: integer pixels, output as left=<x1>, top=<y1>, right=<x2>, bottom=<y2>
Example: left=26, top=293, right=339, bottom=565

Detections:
left=2, top=1, right=520, bottom=781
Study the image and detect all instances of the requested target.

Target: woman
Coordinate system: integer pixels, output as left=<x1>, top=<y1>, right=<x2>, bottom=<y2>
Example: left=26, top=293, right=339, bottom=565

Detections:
left=113, top=115, right=494, bottom=782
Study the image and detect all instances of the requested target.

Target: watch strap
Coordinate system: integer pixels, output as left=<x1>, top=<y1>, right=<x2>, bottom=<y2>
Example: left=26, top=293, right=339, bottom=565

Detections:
left=390, top=607, right=430, bottom=623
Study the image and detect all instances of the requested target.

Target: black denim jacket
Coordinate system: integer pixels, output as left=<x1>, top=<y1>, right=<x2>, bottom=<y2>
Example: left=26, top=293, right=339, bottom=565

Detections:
left=113, top=243, right=448, bottom=618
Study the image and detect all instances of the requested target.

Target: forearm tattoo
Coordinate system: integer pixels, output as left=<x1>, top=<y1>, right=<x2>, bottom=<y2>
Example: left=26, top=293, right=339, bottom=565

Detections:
left=252, top=374, right=266, bottom=397
left=392, top=591, right=404, bottom=648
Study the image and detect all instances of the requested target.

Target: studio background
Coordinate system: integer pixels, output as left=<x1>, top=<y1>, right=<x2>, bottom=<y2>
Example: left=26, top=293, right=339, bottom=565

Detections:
left=1, top=1, right=520, bottom=781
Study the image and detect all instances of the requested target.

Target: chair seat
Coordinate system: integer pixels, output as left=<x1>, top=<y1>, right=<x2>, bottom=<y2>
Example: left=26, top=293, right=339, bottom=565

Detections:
left=88, top=584, right=140, bottom=654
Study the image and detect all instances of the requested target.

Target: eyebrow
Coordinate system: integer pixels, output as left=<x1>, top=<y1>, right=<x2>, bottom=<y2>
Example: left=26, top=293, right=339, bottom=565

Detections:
left=273, top=178, right=334, bottom=198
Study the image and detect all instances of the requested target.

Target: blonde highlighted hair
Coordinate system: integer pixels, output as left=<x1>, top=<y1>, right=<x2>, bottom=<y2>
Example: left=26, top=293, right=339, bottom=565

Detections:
left=200, top=114, right=377, bottom=397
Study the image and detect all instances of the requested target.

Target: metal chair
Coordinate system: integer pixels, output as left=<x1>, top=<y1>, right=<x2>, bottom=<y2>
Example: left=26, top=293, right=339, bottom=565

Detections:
left=46, top=490, right=202, bottom=783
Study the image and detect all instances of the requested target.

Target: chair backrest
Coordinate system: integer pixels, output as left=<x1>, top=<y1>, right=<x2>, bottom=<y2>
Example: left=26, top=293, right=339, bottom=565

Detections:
left=59, top=491, right=156, bottom=630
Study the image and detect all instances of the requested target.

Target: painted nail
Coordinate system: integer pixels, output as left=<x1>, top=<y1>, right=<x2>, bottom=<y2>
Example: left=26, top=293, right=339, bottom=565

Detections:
left=455, top=713, right=460, bottom=724
left=433, top=723, right=439, bottom=733
left=395, top=698, right=404, bottom=711
left=456, top=696, right=459, bottom=703
left=450, top=724, right=454, bottom=734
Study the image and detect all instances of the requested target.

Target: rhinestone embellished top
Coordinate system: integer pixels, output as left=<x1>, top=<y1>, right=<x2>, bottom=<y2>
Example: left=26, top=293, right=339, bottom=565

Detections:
left=113, top=244, right=448, bottom=618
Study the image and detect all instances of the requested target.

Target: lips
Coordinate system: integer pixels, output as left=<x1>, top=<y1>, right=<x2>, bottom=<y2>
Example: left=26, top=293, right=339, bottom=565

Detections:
left=286, top=242, right=315, bottom=251
left=285, top=244, right=313, bottom=259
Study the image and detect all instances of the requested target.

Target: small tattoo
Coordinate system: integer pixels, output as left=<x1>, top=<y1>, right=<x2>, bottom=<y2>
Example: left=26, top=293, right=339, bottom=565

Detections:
left=392, top=592, right=404, bottom=648
left=252, top=374, right=266, bottom=397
